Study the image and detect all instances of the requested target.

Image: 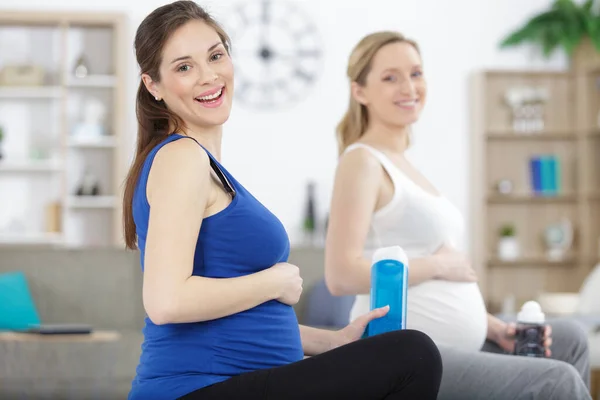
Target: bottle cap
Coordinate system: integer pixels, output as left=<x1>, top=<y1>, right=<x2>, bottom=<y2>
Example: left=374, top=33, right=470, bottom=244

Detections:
left=372, top=246, right=408, bottom=267
left=517, top=300, right=545, bottom=324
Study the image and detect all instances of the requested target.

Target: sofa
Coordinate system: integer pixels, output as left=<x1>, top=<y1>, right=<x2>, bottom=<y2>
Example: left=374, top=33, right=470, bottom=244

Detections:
left=0, top=246, right=328, bottom=399
left=1, top=246, right=598, bottom=399
left=0, top=248, right=143, bottom=399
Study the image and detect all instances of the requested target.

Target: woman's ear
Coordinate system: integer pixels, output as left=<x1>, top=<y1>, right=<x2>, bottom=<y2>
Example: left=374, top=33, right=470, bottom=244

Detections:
left=351, top=81, right=368, bottom=106
left=142, top=73, right=162, bottom=101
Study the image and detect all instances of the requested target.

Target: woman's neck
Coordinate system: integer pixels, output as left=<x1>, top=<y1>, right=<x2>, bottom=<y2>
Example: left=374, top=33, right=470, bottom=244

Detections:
left=361, top=120, right=410, bottom=155
left=180, top=124, right=223, bottom=161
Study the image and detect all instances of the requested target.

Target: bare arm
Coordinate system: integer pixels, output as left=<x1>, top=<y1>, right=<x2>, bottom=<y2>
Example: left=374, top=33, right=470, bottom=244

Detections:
left=324, top=149, right=442, bottom=297
left=142, top=139, right=280, bottom=325
left=299, top=325, right=336, bottom=356
left=486, top=313, right=508, bottom=342
left=299, top=306, right=390, bottom=356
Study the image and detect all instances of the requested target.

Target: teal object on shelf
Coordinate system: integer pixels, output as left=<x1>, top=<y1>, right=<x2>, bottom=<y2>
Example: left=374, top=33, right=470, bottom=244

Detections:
left=540, top=155, right=554, bottom=195
left=530, top=155, right=561, bottom=196
left=0, top=271, right=41, bottom=331
left=552, top=156, right=561, bottom=194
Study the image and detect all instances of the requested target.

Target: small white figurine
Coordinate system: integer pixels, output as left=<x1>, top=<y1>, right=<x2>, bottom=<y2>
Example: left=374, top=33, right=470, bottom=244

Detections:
left=72, top=97, right=107, bottom=140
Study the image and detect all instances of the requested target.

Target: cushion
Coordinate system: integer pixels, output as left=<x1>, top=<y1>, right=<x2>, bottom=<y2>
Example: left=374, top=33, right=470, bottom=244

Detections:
left=578, top=263, right=600, bottom=315
left=303, top=279, right=355, bottom=329
left=0, top=271, right=41, bottom=331
left=589, top=331, right=600, bottom=369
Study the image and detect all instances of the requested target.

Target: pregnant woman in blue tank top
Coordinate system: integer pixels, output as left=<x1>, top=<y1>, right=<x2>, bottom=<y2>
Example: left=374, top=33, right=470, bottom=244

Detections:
left=122, top=2, right=442, bottom=399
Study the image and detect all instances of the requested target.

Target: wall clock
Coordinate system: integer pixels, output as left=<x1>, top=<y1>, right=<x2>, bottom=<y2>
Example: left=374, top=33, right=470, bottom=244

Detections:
left=222, top=0, right=323, bottom=110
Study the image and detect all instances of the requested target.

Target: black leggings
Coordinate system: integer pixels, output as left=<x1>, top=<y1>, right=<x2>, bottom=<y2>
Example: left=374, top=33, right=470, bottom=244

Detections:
left=180, top=329, right=442, bottom=400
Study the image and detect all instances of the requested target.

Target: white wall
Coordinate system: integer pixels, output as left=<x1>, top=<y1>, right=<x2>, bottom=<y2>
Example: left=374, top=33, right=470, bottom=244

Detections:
left=0, top=0, right=568, bottom=248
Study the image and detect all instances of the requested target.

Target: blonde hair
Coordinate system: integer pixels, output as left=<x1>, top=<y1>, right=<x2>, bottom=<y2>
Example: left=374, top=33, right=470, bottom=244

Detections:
left=336, top=31, right=420, bottom=155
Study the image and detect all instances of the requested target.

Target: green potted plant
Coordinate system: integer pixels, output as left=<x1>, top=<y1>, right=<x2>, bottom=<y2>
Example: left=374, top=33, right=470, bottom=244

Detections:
left=499, top=0, right=600, bottom=61
left=498, top=223, right=520, bottom=261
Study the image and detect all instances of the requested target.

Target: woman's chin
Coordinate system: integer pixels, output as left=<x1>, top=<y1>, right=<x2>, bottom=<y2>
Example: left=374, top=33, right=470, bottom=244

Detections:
left=392, top=116, right=420, bottom=127
left=194, top=108, right=232, bottom=128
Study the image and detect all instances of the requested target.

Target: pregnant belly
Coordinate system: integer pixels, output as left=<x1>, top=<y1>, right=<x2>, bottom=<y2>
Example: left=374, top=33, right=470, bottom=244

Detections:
left=407, top=281, right=488, bottom=351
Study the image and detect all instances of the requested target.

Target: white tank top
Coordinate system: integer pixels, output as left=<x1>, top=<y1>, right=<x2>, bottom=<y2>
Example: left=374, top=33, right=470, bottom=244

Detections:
left=345, top=143, right=488, bottom=351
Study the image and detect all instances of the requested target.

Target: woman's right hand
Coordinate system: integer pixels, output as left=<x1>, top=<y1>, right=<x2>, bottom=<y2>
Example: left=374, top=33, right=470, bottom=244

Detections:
left=269, top=262, right=303, bottom=305
left=434, top=244, right=478, bottom=282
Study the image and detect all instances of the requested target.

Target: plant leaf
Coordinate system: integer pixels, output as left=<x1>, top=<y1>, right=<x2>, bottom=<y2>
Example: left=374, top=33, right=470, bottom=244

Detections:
left=590, top=16, right=600, bottom=51
left=541, top=23, right=562, bottom=56
left=499, top=11, right=563, bottom=48
left=498, top=0, right=598, bottom=58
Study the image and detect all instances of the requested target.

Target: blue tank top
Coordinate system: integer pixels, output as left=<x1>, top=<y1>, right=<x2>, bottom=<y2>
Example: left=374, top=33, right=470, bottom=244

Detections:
left=128, top=134, right=303, bottom=400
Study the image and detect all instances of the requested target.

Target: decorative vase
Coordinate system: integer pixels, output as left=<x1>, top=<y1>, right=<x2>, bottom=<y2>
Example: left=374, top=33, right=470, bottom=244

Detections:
left=73, top=55, right=89, bottom=78
left=498, top=237, right=520, bottom=261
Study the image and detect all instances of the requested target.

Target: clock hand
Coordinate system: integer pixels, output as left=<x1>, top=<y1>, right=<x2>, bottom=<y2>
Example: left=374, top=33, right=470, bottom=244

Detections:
left=259, top=0, right=271, bottom=55
left=269, top=49, right=321, bottom=61
left=261, top=0, right=271, bottom=25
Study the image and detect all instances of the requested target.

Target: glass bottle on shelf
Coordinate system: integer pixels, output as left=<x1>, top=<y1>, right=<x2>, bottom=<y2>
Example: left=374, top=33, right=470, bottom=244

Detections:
left=302, top=181, right=317, bottom=246
left=75, top=168, right=101, bottom=196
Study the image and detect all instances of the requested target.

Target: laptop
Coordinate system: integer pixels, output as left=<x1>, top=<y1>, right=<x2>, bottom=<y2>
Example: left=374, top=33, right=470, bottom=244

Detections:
left=25, top=323, right=93, bottom=335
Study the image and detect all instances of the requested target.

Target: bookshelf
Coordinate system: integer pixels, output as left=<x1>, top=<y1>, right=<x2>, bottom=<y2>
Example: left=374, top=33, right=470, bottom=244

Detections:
left=0, top=11, right=127, bottom=248
left=471, top=45, right=600, bottom=312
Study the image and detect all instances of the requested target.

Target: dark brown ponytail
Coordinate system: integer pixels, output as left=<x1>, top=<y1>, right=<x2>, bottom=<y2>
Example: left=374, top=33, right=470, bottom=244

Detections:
left=122, top=1, right=230, bottom=249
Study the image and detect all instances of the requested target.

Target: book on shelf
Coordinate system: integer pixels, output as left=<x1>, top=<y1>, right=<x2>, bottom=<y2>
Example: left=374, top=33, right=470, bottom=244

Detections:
left=529, top=155, right=560, bottom=196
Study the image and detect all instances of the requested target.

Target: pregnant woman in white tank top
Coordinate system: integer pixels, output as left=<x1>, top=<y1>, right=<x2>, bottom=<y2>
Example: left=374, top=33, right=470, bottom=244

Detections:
left=325, top=31, right=591, bottom=400
left=343, top=142, right=487, bottom=351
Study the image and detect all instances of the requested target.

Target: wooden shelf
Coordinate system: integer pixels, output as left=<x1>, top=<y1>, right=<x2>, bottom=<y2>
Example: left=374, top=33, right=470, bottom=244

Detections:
left=0, top=159, right=62, bottom=173
left=0, top=86, right=62, bottom=99
left=586, top=192, right=600, bottom=201
left=488, top=256, right=578, bottom=268
left=587, top=130, right=600, bottom=138
left=487, top=194, right=577, bottom=204
left=471, top=63, right=599, bottom=308
left=487, top=132, right=577, bottom=141
left=587, top=66, right=600, bottom=75
left=484, top=70, right=569, bottom=78
left=66, top=195, right=116, bottom=209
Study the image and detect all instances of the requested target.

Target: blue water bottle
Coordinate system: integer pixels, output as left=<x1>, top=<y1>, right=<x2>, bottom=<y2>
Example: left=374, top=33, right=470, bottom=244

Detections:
left=366, top=246, right=409, bottom=337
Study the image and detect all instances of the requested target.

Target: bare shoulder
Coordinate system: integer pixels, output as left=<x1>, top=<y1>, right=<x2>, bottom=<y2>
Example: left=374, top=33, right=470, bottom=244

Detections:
left=336, top=145, right=383, bottom=179
left=153, top=137, right=210, bottom=171
left=147, top=137, right=211, bottom=203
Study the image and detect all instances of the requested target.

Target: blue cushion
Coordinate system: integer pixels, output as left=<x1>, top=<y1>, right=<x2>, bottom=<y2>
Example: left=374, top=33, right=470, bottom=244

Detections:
left=0, top=271, right=41, bottom=331
left=303, top=279, right=355, bottom=329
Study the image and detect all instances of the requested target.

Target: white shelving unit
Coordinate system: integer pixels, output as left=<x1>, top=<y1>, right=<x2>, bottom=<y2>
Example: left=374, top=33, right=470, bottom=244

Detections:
left=67, top=136, right=117, bottom=148
left=0, top=159, right=62, bottom=172
left=65, top=195, right=116, bottom=209
left=0, top=86, right=63, bottom=99
left=0, top=11, right=127, bottom=248
left=66, top=74, right=116, bottom=88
